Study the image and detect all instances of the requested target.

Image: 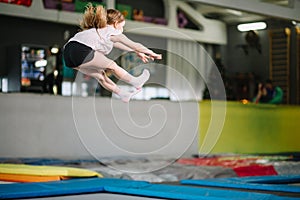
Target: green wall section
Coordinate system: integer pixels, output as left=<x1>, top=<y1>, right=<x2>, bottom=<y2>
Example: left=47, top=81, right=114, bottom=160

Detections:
left=199, top=101, right=300, bottom=154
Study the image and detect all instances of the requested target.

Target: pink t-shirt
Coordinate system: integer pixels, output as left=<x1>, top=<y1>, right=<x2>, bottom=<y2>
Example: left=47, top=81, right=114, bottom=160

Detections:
left=68, top=25, right=122, bottom=55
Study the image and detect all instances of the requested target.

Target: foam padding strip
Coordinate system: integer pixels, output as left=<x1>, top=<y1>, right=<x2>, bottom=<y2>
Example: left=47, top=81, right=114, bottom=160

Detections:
left=0, top=173, right=64, bottom=183
left=228, top=174, right=300, bottom=184
left=0, top=178, right=105, bottom=199
left=104, top=183, right=297, bottom=200
left=181, top=175, right=300, bottom=193
left=0, top=178, right=298, bottom=200
left=0, top=164, right=102, bottom=177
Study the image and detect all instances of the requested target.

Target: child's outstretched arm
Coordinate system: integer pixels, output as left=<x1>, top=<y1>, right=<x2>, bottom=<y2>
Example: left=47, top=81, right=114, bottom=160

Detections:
left=113, top=42, right=134, bottom=52
left=113, top=42, right=151, bottom=62
left=111, top=34, right=162, bottom=60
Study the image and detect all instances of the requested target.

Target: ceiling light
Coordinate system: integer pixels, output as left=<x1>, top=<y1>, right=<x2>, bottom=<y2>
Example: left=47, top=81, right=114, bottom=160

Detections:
left=35, top=59, right=47, bottom=67
left=50, top=46, right=59, bottom=54
left=291, top=21, right=300, bottom=27
left=237, top=22, right=267, bottom=32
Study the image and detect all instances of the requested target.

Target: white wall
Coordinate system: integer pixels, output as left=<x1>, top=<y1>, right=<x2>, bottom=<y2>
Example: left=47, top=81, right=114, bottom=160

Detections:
left=0, top=93, right=199, bottom=159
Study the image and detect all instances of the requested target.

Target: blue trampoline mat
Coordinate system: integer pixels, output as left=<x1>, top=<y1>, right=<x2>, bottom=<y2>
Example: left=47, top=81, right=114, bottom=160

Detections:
left=0, top=178, right=105, bottom=199
left=0, top=177, right=299, bottom=200
left=181, top=175, right=300, bottom=194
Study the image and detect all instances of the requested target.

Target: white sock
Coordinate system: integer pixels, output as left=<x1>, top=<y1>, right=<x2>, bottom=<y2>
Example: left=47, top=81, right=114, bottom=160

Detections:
left=129, top=69, right=150, bottom=89
left=117, top=88, right=142, bottom=103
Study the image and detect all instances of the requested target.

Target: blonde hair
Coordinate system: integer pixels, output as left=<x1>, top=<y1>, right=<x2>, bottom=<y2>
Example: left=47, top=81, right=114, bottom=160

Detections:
left=80, top=3, right=107, bottom=30
left=107, top=9, right=125, bottom=25
left=80, top=3, right=125, bottom=30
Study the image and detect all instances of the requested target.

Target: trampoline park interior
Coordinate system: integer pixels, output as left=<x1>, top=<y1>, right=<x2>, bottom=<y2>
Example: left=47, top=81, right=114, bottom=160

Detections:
left=1, top=0, right=300, bottom=199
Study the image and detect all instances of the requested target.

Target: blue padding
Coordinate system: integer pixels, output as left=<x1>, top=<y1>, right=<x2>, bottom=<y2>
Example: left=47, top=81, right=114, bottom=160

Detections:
left=228, top=175, right=300, bottom=184
left=1, top=178, right=298, bottom=200
left=0, top=178, right=105, bottom=199
left=104, top=183, right=297, bottom=200
left=181, top=175, right=300, bottom=193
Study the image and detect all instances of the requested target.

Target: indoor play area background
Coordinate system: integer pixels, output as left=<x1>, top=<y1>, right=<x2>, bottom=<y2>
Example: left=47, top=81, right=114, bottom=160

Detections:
left=0, top=0, right=300, bottom=199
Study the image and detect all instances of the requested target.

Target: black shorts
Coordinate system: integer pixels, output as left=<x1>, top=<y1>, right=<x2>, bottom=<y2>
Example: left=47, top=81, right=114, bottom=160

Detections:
left=63, top=41, right=94, bottom=68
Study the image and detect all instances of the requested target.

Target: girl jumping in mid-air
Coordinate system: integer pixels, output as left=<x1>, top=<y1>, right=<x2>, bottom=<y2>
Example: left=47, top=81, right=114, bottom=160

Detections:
left=63, top=4, right=162, bottom=102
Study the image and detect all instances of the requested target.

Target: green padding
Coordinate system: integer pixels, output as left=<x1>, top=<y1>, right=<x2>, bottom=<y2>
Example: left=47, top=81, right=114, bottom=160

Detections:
left=199, top=101, right=300, bottom=154
left=181, top=175, right=300, bottom=193
left=74, top=0, right=105, bottom=13
left=0, top=178, right=297, bottom=200
left=116, top=4, right=132, bottom=20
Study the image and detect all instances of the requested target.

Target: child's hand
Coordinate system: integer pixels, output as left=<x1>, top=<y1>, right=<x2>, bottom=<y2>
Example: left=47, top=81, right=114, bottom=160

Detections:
left=150, top=53, right=162, bottom=60
left=137, top=52, right=150, bottom=63
left=137, top=52, right=162, bottom=63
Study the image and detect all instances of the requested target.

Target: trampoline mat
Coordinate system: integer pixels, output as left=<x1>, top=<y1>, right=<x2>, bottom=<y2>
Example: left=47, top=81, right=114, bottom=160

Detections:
left=1, top=177, right=299, bottom=200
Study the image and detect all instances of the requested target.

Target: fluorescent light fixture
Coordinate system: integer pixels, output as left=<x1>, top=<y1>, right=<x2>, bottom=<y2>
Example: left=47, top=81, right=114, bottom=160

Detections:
left=237, top=22, right=267, bottom=32
left=292, top=21, right=300, bottom=27
left=35, top=59, right=47, bottom=67
left=50, top=47, right=59, bottom=54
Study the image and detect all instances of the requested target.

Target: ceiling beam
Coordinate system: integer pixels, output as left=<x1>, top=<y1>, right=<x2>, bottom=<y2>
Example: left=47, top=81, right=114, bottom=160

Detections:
left=187, top=0, right=300, bottom=21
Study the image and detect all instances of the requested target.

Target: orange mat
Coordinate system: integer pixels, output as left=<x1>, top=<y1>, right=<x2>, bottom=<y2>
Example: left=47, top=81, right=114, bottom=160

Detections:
left=0, top=173, right=68, bottom=183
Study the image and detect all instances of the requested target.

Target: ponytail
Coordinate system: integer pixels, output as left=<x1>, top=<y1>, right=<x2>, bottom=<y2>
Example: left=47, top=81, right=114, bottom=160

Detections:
left=94, top=4, right=107, bottom=28
left=80, top=3, right=107, bottom=30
